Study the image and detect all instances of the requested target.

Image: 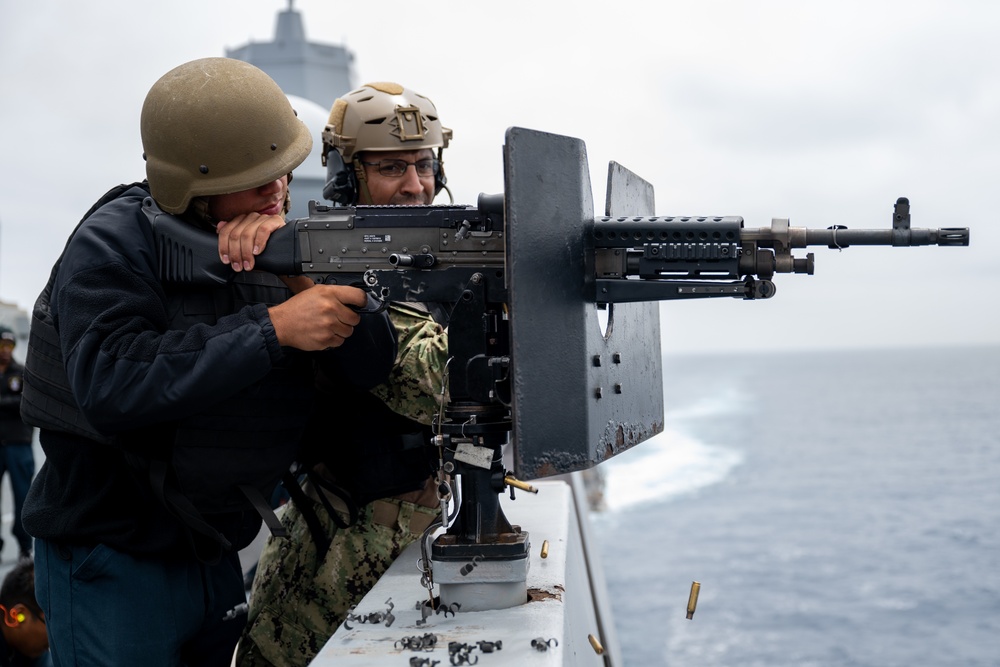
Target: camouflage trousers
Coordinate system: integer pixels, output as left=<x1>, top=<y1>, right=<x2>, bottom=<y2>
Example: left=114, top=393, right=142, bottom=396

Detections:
left=235, top=491, right=439, bottom=667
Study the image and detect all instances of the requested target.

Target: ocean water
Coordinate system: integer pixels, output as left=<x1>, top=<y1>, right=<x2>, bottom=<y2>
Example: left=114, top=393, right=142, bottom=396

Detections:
left=592, top=345, right=1000, bottom=667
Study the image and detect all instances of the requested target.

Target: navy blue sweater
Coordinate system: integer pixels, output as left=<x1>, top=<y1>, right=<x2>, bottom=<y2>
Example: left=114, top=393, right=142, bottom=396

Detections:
left=22, top=185, right=396, bottom=559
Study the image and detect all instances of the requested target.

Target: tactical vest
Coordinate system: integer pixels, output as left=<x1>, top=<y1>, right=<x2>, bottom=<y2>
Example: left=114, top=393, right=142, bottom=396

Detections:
left=21, top=183, right=304, bottom=561
left=20, top=183, right=138, bottom=445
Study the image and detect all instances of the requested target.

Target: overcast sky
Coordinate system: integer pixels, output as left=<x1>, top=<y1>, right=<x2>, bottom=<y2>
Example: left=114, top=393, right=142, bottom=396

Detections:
left=1, top=0, right=996, bottom=354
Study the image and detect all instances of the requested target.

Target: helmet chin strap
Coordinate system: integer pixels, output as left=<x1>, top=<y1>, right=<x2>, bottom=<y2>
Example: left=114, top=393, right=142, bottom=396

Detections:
left=439, top=183, right=455, bottom=204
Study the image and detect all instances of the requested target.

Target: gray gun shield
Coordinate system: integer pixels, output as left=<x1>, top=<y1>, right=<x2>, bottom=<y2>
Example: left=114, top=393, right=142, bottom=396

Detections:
left=506, top=127, right=664, bottom=480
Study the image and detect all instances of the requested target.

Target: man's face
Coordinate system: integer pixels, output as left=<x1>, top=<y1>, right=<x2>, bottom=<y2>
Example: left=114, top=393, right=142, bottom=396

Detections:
left=358, top=149, right=436, bottom=206
left=208, top=176, right=289, bottom=223
left=0, top=339, right=13, bottom=365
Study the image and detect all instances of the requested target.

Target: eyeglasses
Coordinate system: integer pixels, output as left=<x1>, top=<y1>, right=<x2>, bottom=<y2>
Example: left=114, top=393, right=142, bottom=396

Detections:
left=359, top=158, right=440, bottom=178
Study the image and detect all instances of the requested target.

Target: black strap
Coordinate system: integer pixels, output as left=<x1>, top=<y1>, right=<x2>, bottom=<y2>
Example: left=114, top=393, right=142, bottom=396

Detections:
left=149, top=459, right=229, bottom=564
left=281, top=466, right=366, bottom=574
left=149, top=461, right=292, bottom=558
left=307, top=469, right=359, bottom=529
left=238, top=484, right=288, bottom=538
left=282, top=469, right=332, bottom=574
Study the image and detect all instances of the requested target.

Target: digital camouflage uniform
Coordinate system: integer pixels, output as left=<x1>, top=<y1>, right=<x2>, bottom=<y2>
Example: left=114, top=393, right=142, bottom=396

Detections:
left=237, top=303, right=448, bottom=667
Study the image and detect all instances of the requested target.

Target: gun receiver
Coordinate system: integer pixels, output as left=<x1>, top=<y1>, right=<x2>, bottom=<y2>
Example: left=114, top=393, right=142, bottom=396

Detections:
left=147, top=193, right=506, bottom=294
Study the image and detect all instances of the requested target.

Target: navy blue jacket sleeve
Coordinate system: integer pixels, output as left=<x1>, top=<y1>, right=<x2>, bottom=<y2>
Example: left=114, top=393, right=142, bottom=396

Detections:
left=52, top=192, right=284, bottom=433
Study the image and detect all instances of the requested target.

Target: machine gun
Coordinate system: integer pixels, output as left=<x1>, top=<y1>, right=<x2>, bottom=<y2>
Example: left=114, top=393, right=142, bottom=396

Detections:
left=153, top=186, right=965, bottom=310
left=149, top=126, right=968, bottom=611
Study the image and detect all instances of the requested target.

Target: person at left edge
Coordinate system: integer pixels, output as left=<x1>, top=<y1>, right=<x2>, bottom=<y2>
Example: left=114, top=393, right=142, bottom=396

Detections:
left=18, top=57, right=397, bottom=667
left=0, top=328, right=35, bottom=561
left=0, top=559, right=51, bottom=667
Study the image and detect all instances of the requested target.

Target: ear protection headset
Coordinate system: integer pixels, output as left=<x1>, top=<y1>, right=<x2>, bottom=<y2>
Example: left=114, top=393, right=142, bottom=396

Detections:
left=0, top=605, right=26, bottom=626
left=322, top=148, right=357, bottom=206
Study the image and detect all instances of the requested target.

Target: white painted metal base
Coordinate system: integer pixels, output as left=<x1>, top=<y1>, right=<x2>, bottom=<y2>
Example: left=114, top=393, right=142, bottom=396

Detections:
left=308, top=476, right=619, bottom=666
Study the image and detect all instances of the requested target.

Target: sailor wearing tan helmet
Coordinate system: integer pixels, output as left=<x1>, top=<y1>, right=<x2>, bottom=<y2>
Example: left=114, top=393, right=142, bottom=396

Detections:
left=237, top=82, right=454, bottom=667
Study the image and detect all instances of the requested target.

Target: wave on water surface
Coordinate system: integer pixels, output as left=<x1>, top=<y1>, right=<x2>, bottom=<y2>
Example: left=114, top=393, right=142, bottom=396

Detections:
left=598, top=385, right=749, bottom=512
left=601, top=428, right=743, bottom=512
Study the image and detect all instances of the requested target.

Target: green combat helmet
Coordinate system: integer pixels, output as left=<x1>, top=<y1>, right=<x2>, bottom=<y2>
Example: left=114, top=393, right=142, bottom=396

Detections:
left=141, top=57, right=313, bottom=214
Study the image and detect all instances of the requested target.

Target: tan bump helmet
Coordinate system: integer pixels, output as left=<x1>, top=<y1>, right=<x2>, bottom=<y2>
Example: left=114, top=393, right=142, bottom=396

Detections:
left=141, top=57, right=313, bottom=214
left=321, top=82, right=452, bottom=164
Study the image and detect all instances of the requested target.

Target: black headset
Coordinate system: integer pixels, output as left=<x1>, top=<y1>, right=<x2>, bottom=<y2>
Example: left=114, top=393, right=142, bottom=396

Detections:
left=322, top=147, right=448, bottom=206
left=321, top=148, right=356, bottom=205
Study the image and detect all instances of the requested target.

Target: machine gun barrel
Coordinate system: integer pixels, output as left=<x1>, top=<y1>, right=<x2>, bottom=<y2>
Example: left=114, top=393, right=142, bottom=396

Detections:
left=593, top=197, right=969, bottom=303
left=749, top=225, right=970, bottom=248
left=742, top=196, right=969, bottom=250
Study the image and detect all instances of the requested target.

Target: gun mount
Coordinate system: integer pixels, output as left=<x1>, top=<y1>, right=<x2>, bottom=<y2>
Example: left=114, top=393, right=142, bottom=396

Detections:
left=149, top=127, right=968, bottom=612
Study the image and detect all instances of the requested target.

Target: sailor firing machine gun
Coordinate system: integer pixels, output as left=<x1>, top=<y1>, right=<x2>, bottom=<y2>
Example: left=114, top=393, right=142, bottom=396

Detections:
left=149, top=127, right=968, bottom=613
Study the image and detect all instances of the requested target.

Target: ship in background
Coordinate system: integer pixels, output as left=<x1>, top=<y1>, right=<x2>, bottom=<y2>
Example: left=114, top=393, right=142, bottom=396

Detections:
left=226, top=0, right=355, bottom=220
